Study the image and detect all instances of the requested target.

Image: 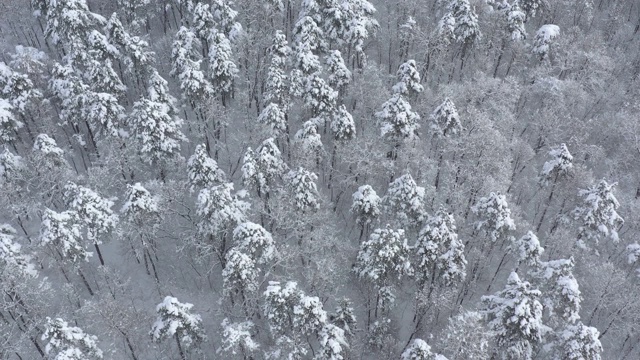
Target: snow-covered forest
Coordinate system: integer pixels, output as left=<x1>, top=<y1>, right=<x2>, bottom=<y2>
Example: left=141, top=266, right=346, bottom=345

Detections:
left=0, top=0, right=639, bottom=358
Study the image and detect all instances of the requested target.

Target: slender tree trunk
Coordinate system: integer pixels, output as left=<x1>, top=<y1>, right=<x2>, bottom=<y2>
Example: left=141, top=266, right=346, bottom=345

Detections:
left=94, top=243, right=105, bottom=266
left=175, top=333, right=186, bottom=360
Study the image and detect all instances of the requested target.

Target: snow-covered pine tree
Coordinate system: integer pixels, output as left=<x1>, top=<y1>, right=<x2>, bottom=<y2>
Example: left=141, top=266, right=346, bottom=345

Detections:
left=129, top=94, right=187, bottom=165
left=430, top=98, right=462, bottom=137
left=401, top=338, right=448, bottom=360
left=0, top=148, right=24, bottom=183
left=120, top=182, right=159, bottom=219
left=241, top=137, right=287, bottom=198
left=317, top=323, right=349, bottom=360
left=351, top=184, right=382, bottom=226
left=0, top=99, right=21, bottom=144
left=294, top=119, right=324, bottom=162
left=520, top=0, right=549, bottom=21
left=171, top=26, right=214, bottom=107
left=415, top=208, right=467, bottom=286
left=539, top=143, right=573, bottom=186
left=385, top=172, right=427, bottom=228
left=573, top=179, right=624, bottom=247
left=150, top=296, right=206, bottom=359
left=353, top=226, right=413, bottom=304
left=553, top=321, right=603, bottom=360
left=233, top=222, right=277, bottom=264
left=196, top=182, right=249, bottom=240
left=220, top=318, right=260, bottom=356
left=284, top=167, right=321, bottom=212
left=376, top=93, right=421, bottom=142
left=532, top=24, right=560, bottom=60
left=342, top=0, right=379, bottom=68
left=210, top=0, right=243, bottom=41
left=331, top=104, right=356, bottom=141
left=482, top=272, right=547, bottom=360
left=326, top=50, right=352, bottom=92
left=32, top=133, right=67, bottom=169
left=330, top=298, right=357, bottom=337
left=42, top=317, right=103, bottom=359
left=509, top=231, right=544, bottom=267
left=534, top=257, right=581, bottom=323
left=64, top=182, right=118, bottom=265
left=258, top=103, right=287, bottom=136
left=293, top=295, right=327, bottom=336
left=208, top=30, right=238, bottom=102
left=264, top=281, right=303, bottom=336
left=0, top=224, right=37, bottom=277
left=222, top=248, right=259, bottom=295
left=506, top=2, right=527, bottom=41
left=392, top=59, right=423, bottom=98
left=472, top=192, right=516, bottom=243
left=39, top=209, right=91, bottom=264
left=449, top=0, right=481, bottom=45
left=0, top=61, right=42, bottom=115
left=188, top=144, right=226, bottom=192
left=303, top=74, right=338, bottom=119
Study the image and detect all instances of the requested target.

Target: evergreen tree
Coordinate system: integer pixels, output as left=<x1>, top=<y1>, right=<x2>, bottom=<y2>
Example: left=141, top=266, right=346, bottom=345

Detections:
left=0, top=99, right=21, bottom=144
left=241, top=138, right=287, bottom=198
left=351, top=184, right=382, bottom=226
left=376, top=93, right=421, bottom=142
left=326, top=50, right=352, bottom=91
left=532, top=25, right=560, bottom=60
left=392, top=60, right=423, bottom=98
left=258, top=103, right=287, bottom=136
left=120, top=182, right=159, bottom=218
left=509, top=231, right=544, bottom=267
left=520, top=0, right=548, bottom=21
left=42, top=317, right=103, bottom=359
left=317, top=323, right=349, bottom=360
left=32, top=134, right=67, bottom=169
left=573, top=179, right=624, bottom=247
left=535, top=257, right=581, bottom=323
left=430, top=98, right=462, bottom=137
left=0, top=148, right=25, bottom=183
left=482, top=272, right=547, bottom=360
left=554, top=321, right=603, bottom=360
left=330, top=298, right=357, bottom=337
left=196, top=182, right=249, bottom=239
left=472, top=192, right=516, bottom=243
left=331, top=104, right=356, bottom=141
left=39, top=209, right=91, bottom=263
left=208, top=31, right=238, bottom=99
left=222, top=248, right=259, bottom=295
left=506, top=2, right=527, bottom=41
left=539, top=143, right=573, bottom=186
left=233, top=221, right=277, bottom=264
left=187, top=144, right=226, bottom=192
left=151, top=296, right=206, bottom=359
left=220, top=319, right=260, bottom=356
left=449, top=0, right=481, bottom=45
left=385, top=172, right=427, bottom=228
left=284, top=167, right=321, bottom=212
left=171, top=26, right=214, bottom=106
left=0, top=224, right=37, bottom=277
left=415, top=208, right=467, bottom=286
left=401, top=338, right=448, bottom=360
left=353, top=226, right=413, bottom=286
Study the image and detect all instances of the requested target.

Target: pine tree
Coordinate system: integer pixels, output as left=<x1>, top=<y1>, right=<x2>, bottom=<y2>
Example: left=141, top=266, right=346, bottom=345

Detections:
left=48, top=63, right=89, bottom=128
left=0, top=224, right=37, bottom=277
left=430, top=98, right=462, bottom=137
left=208, top=31, right=238, bottom=99
left=449, top=0, right=481, bottom=45
left=353, top=226, right=413, bottom=285
left=40, top=209, right=91, bottom=263
left=293, top=295, right=327, bottom=336
left=210, top=0, right=243, bottom=41
left=330, top=298, right=357, bottom=337
left=32, top=134, right=68, bottom=169
left=196, top=182, right=249, bottom=238
left=317, top=323, right=349, bottom=360
left=64, top=182, right=118, bottom=265
left=0, top=61, right=42, bottom=114
left=120, top=182, right=159, bottom=219
left=520, top=0, right=548, bottom=21
left=241, top=137, right=287, bottom=198
left=342, top=0, right=379, bottom=68
left=284, top=167, right=321, bottom=212
left=303, top=74, right=338, bottom=118
left=222, top=248, right=259, bottom=295
left=376, top=93, right=421, bottom=142
left=258, top=103, right=287, bottom=136
left=532, top=24, right=560, bottom=60
left=392, top=60, right=423, bottom=98
left=42, top=317, right=103, bottom=359
left=264, top=281, right=302, bottom=336
left=554, top=321, right=603, bottom=360
left=0, top=99, right=21, bottom=144
left=573, top=179, right=624, bottom=247
left=188, top=144, right=226, bottom=192
left=331, top=104, right=356, bottom=141
left=294, top=120, right=324, bottom=161
left=506, top=2, right=527, bottom=41
left=539, top=143, right=573, bottom=186
left=482, top=272, right=547, bottom=360
left=220, top=319, right=260, bottom=356
left=171, top=26, right=214, bottom=106
left=0, top=148, right=24, bottom=183
left=415, top=208, right=467, bottom=286
left=233, top=222, right=277, bottom=264
left=535, top=257, right=581, bottom=323
left=472, top=192, right=516, bottom=243
left=129, top=97, right=187, bottom=164
left=351, top=184, right=382, bottom=226
left=401, top=338, right=448, bottom=360
left=385, top=172, right=427, bottom=228
left=509, top=231, right=544, bottom=267
left=151, top=296, right=206, bottom=359
left=326, top=50, right=352, bottom=91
